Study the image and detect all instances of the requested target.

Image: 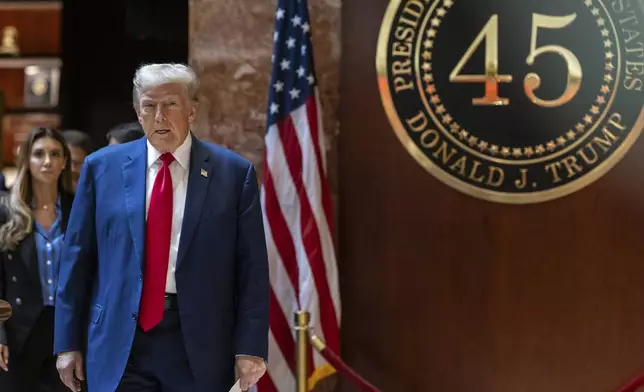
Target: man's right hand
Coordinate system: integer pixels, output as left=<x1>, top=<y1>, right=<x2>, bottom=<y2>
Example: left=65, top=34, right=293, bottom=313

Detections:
left=56, top=351, right=84, bottom=391
left=0, top=344, right=8, bottom=371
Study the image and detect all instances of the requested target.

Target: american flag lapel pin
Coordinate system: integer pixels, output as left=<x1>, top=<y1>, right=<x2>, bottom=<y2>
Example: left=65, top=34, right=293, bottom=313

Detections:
left=200, top=169, right=208, bottom=177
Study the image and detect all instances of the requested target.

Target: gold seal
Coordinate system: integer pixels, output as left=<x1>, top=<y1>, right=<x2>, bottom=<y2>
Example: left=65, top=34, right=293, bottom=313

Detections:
left=376, top=0, right=644, bottom=203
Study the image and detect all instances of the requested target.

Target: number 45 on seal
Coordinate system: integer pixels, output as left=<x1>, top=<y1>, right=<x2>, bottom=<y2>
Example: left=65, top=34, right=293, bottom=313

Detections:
left=450, top=13, right=582, bottom=108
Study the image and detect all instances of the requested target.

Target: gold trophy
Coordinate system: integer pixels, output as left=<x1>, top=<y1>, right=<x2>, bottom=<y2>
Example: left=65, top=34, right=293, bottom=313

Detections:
left=0, top=26, right=19, bottom=56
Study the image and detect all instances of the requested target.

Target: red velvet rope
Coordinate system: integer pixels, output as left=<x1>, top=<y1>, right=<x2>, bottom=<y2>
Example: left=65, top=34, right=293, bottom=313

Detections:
left=312, top=342, right=381, bottom=392
left=616, top=372, right=644, bottom=392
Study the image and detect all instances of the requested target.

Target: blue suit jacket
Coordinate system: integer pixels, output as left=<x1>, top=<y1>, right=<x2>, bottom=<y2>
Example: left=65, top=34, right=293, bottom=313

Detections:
left=53, top=136, right=269, bottom=391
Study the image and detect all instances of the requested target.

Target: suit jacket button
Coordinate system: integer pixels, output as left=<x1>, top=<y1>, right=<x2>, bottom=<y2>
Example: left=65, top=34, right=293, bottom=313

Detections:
left=15, top=298, right=21, bottom=305
left=7, top=254, right=12, bottom=260
left=11, top=276, right=16, bottom=282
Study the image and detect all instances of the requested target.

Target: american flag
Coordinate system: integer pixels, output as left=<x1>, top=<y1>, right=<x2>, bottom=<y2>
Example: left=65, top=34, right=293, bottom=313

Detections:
left=257, top=0, right=341, bottom=390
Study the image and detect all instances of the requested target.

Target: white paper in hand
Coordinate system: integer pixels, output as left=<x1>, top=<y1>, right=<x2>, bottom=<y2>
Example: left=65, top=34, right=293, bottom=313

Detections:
left=229, top=379, right=242, bottom=392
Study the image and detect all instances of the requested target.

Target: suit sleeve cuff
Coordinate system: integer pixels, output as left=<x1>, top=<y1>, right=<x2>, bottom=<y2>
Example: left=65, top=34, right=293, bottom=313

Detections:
left=236, top=354, right=267, bottom=364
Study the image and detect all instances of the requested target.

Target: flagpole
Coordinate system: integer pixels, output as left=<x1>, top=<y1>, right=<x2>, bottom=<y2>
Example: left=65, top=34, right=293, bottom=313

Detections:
left=295, top=311, right=310, bottom=392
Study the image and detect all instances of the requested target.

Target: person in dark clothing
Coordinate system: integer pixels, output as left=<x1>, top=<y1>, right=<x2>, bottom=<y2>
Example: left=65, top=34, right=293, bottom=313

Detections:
left=106, top=122, right=145, bottom=145
left=0, top=127, right=74, bottom=392
left=60, top=130, right=93, bottom=192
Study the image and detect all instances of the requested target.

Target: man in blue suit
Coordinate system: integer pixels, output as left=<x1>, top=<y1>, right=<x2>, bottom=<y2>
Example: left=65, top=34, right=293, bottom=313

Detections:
left=53, top=63, right=269, bottom=391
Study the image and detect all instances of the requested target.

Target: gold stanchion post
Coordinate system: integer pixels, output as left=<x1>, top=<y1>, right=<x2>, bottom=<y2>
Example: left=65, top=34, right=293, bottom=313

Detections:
left=294, top=311, right=310, bottom=392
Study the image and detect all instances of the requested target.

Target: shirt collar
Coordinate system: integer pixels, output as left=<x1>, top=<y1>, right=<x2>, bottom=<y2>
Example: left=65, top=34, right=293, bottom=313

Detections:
left=147, top=132, right=192, bottom=170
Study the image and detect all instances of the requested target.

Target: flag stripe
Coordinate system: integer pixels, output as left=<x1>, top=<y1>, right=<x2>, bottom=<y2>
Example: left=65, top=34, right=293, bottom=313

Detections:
left=262, top=184, right=299, bottom=327
left=266, top=330, right=296, bottom=391
left=263, top=177, right=317, bottom=377
left=307, top=91, right=335, bottom=237
left=264, top=124, right=312, bottom=303
left=290, top=100, right=340, bottom=350
left=261, top=0, right=341, bottom=389
left=256, top=367, right=279, bottom=392
left=300, top=97, right=340, bottom=320
left=265, top=123, right=319, bottom=381
left=262, top=149, right=300, bottom=295
left=267, top=119, right=326, bottom=348
left=276, top=108, right=340, bottom=351
left=268, top=288, right=296, bottom=373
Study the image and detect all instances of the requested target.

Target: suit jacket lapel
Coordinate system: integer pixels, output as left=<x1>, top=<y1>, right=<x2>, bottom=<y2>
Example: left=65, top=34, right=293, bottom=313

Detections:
left=177, top=138, right=214, bottom=269
left=20, top=233, right=39, bottom=284
left=122, top=139, right=147, bottom=269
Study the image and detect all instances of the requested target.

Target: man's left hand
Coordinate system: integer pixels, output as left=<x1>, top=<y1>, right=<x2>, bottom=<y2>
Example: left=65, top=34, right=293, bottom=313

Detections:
left=236, top=355, right=266, bottom=390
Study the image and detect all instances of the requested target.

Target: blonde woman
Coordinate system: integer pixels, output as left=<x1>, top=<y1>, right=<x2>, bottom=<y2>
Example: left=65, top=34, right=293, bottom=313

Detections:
left=0, top=128, right=74, bottom=392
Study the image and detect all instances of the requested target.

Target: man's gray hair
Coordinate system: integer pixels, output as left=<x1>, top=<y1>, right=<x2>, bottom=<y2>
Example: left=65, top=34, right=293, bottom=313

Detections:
left=132, top=63, right=199, bottom=109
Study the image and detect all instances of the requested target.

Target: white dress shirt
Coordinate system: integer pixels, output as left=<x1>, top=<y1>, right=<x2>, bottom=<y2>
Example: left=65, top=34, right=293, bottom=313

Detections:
left=145, top=133, right=192, bottom=294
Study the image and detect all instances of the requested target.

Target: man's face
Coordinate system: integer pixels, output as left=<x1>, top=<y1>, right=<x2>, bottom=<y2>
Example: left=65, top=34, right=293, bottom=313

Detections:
left=68, top=145, right=87, bottom=190
left=137, top=83, right=196, bottom=153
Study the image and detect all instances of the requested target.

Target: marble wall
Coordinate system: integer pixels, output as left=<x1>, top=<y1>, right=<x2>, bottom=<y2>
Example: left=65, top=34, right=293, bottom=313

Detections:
left=188, top=0, right=340, bottom=200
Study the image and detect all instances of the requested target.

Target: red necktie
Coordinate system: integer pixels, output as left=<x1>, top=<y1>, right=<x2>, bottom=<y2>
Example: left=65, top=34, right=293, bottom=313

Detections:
left=139, top=153, right=175, bottom=331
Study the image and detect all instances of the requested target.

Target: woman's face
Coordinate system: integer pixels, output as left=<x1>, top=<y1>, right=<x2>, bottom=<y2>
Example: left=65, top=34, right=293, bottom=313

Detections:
left=29, top=136, right=66, bottom=186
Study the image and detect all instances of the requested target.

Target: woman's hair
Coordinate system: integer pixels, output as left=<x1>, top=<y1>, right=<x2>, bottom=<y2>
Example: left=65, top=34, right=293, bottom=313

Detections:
left=0, top=128, right=73, bottom=251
